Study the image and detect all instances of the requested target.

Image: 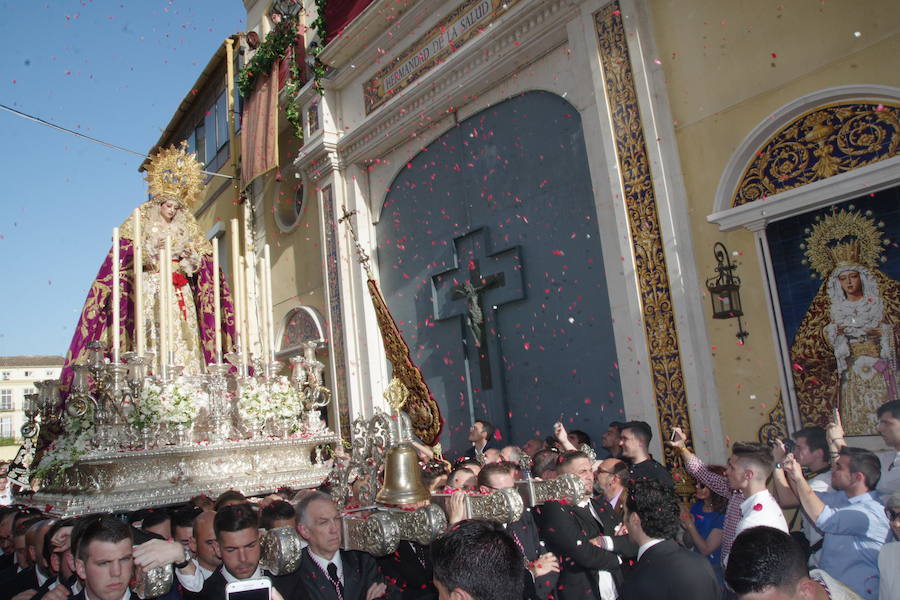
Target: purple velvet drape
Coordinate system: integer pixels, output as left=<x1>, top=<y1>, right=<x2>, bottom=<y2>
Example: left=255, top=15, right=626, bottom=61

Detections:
left=59, top=238, right=237, bottom=398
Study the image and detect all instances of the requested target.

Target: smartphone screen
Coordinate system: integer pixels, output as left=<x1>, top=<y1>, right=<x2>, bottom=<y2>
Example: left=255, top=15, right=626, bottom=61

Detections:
left=228, top=587, right=271, bottom=600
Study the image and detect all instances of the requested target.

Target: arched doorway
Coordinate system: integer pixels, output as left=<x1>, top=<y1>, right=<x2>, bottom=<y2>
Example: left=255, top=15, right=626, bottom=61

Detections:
left=375, top=91, right=624, bottom=453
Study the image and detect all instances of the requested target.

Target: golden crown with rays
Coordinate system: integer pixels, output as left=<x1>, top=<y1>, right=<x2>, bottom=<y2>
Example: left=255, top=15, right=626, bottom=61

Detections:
left=800, top=206, right=891, bottom=279
left=144, top=141, right=205, bottom=209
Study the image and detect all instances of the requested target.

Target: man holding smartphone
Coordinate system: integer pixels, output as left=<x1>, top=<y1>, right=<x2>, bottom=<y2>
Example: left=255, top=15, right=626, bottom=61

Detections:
left=283, top=491, right=387, bottom=600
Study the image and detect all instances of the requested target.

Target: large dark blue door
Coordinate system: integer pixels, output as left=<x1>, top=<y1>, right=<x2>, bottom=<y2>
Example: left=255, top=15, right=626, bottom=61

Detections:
left=376, top=91, right=623, bottom=454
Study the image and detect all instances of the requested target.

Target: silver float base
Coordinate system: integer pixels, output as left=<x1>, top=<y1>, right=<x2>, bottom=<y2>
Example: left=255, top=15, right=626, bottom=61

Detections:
left=28, top=432, right=339, bottom=516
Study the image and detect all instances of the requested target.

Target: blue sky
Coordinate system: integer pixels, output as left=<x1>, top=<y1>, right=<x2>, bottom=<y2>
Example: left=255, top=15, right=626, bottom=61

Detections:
left=0, top=1, right=246, bottom=357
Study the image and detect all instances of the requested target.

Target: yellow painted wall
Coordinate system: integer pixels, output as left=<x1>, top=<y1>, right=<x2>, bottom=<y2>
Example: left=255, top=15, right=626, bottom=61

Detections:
left=649, top=0, right=900, bottom=443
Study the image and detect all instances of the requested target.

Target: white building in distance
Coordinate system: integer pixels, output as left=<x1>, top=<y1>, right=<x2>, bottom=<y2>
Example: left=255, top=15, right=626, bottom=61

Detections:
left=0, top=356, right=64, bottom=461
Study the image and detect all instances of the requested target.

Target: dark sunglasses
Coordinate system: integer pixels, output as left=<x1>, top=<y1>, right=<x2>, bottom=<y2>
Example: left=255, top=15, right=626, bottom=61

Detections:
left=886, top=508, right=900, bottom=521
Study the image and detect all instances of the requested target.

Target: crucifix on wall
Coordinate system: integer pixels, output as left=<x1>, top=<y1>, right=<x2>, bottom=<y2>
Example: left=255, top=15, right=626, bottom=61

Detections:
left=431, top=228, right=524, bottom=426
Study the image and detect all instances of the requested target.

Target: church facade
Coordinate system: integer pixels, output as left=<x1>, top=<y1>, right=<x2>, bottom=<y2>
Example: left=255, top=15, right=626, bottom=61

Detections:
left=237, top=0, right=900, bottom=463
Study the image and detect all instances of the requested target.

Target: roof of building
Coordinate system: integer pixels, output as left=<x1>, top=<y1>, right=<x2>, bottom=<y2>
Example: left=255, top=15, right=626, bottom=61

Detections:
left=140, top=35, right=241, bottom=174
left=0, top=356, right=66, bottom=368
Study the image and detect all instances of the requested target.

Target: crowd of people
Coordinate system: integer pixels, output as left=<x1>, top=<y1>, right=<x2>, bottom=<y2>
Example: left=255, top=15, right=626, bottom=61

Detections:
left=0, top=399, right=897, bottom=600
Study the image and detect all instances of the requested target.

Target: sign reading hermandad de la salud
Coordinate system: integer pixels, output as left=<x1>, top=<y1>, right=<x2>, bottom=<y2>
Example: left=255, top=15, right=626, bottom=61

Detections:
left=363, top=0, right=521, bottom=114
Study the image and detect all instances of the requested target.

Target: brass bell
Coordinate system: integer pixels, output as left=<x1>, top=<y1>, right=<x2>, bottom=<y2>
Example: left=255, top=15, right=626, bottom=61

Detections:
left=375, top=443, right=431, bottom=505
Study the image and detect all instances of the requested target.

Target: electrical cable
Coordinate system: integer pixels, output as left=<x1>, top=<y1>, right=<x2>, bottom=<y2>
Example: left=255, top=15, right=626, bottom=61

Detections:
left=0, top=102, right=233, bottom=179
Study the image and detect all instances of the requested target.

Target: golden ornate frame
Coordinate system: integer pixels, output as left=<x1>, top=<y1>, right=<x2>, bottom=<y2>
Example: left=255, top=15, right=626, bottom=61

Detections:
left=594, top=2, right=693, bottom=470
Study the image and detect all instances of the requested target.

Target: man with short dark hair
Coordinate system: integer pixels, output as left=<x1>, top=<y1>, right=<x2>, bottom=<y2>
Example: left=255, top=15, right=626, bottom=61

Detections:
left=594, top=458, right=628, bottom=514
left=260, top=500, right=297, bottom=530
left=725, top=526, right=862, bottom=599
left=771, top=426, right=834, bottom=566
left=194, top=504, right=261, bottom=600
left=619, top=421, right=673, bottom=488
left=460, top=420, right=500, bottom=461
left=601, top=422, right=624, bottom=459
left=431, top=520, right=524, bottom=600
left=171, top=507, right=198, bottom=550
left=530, top=450, right=558, bottom=480
left=282, top=491, right=387, bottom=600
left=782, top=447, right=889, bottom=599
left=830, top=400, right=900, bottom=495
left=72, top=515, right=134, bottom=600
left=537, top=451, right=633, bottom=599
left=214, top=490, right=247, bottom=511
left=671, top=428, right=787, bottom=568
left=620, top=480, right=718, bottom=600
left=135, top=508, right=222, bottom=599
left=446, top=468, right=477, bottom=492
left=477, top=463, right=559, bottom=600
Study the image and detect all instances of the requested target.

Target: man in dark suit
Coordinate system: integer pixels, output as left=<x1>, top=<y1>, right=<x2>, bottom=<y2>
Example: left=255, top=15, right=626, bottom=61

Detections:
left=183, top=503, right=298, bottom=600
left=459, top=420, right=501, bottom=461
left=0, top=507, right=21, bottom=574
left=431, top=519, right=524, bottom=600
left=618, top=421, right=674, bottom=488
left=70, top=514, right=135, bottom=600
left=477, top=462, right=558, bottom=600
left=536, top=451, right=634, bottom=600
left=4, top=517, right=52, bottom=600
left=620, top=480, right=719, bottom=600
left=31, top=517, right=78, bottom=600
left=280, top=491, right=386, bottom=600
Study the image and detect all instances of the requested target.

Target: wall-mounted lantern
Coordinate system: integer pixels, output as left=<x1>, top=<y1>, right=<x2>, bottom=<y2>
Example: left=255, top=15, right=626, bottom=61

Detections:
left=705, top=242, right=749, bottom=344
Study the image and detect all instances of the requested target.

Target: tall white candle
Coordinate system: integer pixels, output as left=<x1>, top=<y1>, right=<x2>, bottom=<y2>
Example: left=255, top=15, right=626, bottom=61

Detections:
left=133, top=209, right=144, bottom=357
left=229, top=219, right=243, bottom=358
left=158, top=239, right=168, bottom=379
left=212, top=237, right=222, bottom=364
left=244, top=254, right=254, bottom=362
left=256, top=257, right=267, bottom=368
left=263, top=244, right=275, bottom=363
left=164, top=237, right=174, bottom=367
left=112, top=227, right=120, bottom=363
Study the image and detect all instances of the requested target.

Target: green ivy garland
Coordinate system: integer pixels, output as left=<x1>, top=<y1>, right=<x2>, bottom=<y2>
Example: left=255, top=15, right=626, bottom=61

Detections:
left=237, top=18, right=299, bottom=99
left=310, top=0, right=328, bottom=95
left=237, top=3, right=328, bottom=141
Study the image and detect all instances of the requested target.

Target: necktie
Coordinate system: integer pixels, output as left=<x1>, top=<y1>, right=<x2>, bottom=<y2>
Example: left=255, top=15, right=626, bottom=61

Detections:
left=327, top=562, right=344, bottom=600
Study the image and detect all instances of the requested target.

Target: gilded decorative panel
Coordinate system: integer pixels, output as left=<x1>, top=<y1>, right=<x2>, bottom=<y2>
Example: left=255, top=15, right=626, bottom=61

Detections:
left=594, top=2, right=692, bottom=470
left=732, top=102, right=900, bottom=207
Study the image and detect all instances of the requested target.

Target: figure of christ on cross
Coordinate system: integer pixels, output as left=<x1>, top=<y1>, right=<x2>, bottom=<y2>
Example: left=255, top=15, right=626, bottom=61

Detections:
left=451, top=265, right=506, bottom=389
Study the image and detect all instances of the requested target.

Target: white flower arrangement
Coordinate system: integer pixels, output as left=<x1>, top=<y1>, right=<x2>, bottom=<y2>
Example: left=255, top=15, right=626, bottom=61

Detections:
left=131, top=378, right=202, bottom=430
left=33, top=416, right=94, bottom=481
left=237, top=376, right=300, bottom=430
left=270, top=376, right=301, bottom=420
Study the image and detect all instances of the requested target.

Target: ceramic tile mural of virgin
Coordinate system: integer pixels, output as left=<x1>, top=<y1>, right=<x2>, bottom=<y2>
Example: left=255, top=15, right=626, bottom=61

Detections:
left=768, top=188, right=900, bottom=436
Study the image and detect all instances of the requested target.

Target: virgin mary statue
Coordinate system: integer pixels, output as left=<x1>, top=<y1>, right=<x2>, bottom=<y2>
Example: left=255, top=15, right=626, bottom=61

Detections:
left=59, top=143, right=238, bottom=393
left=790, top=207, right=900, bottom=435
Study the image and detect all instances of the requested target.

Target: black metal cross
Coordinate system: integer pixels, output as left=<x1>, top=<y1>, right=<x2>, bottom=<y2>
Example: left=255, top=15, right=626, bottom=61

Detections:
left=432, top=229, right=524, bottom=392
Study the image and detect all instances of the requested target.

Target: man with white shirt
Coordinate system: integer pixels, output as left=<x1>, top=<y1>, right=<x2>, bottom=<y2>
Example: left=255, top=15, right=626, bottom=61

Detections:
left=281, top=491, right=387, bottom=600
left=620, top=480, right=719, bottom=600
left=190, top=504, right=272, bottom=600
left=670, top=428, right=788, bottom=568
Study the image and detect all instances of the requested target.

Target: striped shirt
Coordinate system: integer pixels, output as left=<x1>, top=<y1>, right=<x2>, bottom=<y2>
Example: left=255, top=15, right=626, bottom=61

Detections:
left=685, top=455, right=744, bottom=566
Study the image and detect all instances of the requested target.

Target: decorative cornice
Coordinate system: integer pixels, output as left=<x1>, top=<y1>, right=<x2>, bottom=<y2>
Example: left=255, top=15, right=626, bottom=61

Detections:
left=714, top=85, right=900, bottom=214
left=337, top=0, right=576, bottom=165
left=707, top=154, right=900, bottom=231
left=317, top=0, right=422, bottom=83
